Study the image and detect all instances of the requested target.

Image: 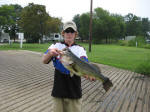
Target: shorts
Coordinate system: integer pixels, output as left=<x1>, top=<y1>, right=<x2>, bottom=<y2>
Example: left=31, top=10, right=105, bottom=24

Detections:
left=52, top=97, right=82, bottom=112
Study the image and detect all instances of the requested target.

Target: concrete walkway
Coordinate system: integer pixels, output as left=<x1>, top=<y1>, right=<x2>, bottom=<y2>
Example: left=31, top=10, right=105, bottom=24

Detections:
left=0, top=50, right=149, bottom=112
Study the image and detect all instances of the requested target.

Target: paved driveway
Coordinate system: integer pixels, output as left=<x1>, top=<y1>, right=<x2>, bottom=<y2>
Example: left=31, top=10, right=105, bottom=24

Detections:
left=0, top=50, right=149, bottom=112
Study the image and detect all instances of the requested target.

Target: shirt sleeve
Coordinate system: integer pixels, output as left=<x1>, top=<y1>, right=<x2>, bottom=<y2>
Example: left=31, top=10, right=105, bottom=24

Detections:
left=79, top=47, right=88, bottom=57
left=79, top=47, right=88, bottom=62
left=44, top=44, right=56, bottom=54
left=49, top=43, right=57, bottom=49
left=80, top=56, right=88, bottom=62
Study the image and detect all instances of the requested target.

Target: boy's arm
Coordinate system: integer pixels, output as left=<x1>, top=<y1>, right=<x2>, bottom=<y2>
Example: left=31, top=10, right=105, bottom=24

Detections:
left=42, top=48, right=61, bottom=64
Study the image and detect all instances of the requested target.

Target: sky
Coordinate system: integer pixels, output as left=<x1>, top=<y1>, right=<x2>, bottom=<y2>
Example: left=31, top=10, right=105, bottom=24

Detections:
left=0, top=0, right=150, bottom=22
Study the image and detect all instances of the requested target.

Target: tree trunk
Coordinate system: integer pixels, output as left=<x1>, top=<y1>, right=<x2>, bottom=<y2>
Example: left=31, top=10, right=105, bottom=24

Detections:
left=106, top=37, right=108, bottom=44
left=13, top=37, right=16, bottom=42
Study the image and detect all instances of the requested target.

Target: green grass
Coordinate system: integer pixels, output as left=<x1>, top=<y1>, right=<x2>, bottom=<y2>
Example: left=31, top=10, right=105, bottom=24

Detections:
left=0, top=43, right=50, bottom=52
left=0, top=43, right=150, bottom=75
left=84, top=44, right=150, bottom=72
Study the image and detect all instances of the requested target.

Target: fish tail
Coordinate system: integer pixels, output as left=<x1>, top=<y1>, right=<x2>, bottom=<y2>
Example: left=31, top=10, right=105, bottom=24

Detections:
left=102, top=78, right=113, bottom=92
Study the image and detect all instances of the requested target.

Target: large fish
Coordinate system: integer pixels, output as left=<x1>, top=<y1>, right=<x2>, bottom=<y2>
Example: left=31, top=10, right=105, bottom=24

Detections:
left=59, top=48, right=113, bottom=92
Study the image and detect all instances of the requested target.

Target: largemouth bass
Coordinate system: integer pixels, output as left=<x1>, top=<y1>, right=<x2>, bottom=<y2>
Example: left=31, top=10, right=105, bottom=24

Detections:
left=60, top=48, right=113, bottom=92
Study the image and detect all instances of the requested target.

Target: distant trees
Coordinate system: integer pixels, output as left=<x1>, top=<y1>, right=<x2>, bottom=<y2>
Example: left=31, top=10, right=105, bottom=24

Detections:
left=0, top=4, right=22, bottom=41
left=18, top=3, right=62, bottom=43
left=0, top=3, right=62, bottom=43
left=93, top=8, right=126, bottom=43
left=125, top=13, right=142, bottom=36
left=73, top=7, right=150, bottom=44
left=73, top=8, right=126, bottom=43
left=141, top=18, right=150, bottom=37
left=1, top=4, right=150, bottom=44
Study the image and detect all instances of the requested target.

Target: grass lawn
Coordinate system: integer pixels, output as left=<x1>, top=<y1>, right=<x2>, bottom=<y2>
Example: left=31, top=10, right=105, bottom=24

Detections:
left=0, top=43, right=50, bottom=52
left=0, top=43, right=150, bottom=75
left=85, top=44, right=150, bottom=71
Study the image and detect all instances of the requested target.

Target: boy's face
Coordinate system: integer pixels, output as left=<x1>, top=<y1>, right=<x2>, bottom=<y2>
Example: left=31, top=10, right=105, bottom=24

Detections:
left=63, top=28, right=76, bottom=43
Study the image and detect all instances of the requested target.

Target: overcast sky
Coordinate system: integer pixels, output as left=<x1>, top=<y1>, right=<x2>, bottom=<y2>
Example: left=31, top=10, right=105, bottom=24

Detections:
left=0, top=0, right=150, bottom=22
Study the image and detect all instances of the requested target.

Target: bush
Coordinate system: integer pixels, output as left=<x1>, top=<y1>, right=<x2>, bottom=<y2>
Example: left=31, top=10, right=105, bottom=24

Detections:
left=118, top=40, right=128, bottom=46
left=128, top=39, right=136, bottom=46
left=135, top=57, right=150, bottom=76
left=128, top=36, right=146, bottom=47
left=143, top=44, right=150, bottom=49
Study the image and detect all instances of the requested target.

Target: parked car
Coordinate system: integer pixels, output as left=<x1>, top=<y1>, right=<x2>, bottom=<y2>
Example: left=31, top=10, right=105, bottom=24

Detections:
left=0, top=39, right=9, bottom=43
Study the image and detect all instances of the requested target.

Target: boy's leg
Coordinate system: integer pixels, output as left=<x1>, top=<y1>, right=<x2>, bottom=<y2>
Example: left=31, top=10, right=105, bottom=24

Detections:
left=64, top=98, right=82, bottom=112
left=52, top=97, right=63, bottom=112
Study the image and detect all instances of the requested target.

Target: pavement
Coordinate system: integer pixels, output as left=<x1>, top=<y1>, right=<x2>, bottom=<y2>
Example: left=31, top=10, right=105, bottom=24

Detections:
left=0, top=50, right=149, bottom=112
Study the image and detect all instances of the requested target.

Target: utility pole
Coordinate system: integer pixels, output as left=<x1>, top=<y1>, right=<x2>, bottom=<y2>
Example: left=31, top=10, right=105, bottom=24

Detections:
left=89, top=0, right=93, bottom=52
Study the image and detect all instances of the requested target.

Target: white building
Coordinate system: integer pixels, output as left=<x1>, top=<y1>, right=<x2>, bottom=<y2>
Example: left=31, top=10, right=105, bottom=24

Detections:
left=125, top=36, right=136, bottom=41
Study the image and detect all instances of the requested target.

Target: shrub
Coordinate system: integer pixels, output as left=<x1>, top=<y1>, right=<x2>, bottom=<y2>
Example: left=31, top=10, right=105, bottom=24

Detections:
left=135, top=57, right=150, bottom=76
left=128, top=36, right=146, bottom=47
left=143, top=44, right=150, bottom=49
left=135, top=36, right=146, bottom=47
left=128, top=39, right=136, bottom=46
left=118, top=40, right=128, bottom=46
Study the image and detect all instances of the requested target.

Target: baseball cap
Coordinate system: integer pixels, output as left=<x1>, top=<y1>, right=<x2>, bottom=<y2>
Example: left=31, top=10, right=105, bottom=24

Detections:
left=63, top=21, right=77, bottom=32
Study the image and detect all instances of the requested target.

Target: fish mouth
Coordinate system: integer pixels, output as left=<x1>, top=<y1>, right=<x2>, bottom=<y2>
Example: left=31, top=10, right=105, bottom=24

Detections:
left=59, top=56, right=70, bottom=66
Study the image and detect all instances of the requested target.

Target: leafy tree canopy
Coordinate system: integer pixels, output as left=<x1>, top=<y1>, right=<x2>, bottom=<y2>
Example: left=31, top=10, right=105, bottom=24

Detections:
left=18, top=3, right=62, bottom=42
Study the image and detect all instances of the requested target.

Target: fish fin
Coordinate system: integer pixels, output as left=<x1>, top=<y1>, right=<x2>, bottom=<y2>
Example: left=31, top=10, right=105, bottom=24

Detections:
left=90, top=63, right=101, bottom=73
left=102, top=78, right=113, bottom=92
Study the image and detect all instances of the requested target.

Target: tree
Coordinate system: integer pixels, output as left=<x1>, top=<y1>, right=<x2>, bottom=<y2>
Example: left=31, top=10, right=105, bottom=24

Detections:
left=74, top=7, right=126, bottom=44
left=141, top=18, right=150, bottom=37
left=111, top=14, right=126, bottom=41
left=73, top=14, right=80, bottom=33
left=0, top=4, right=22, bottom=41
left=125, top=13, right=142, bottom=36
left=72, top=7, right=150, bottom=44
left=79, top=13, right=90, bottom=40
left=45, top=16, right=62, bottom=36
left=18, top=3, right=62, bottom=43
left=10, top=4, right=23, bottom=41
left=18, top=3, right=49, bottom=42
left=93, top=8, right=117, bottom=43
left=92, top=7, right=109, bottom=43
left=0, top=5, right=14, bottom=27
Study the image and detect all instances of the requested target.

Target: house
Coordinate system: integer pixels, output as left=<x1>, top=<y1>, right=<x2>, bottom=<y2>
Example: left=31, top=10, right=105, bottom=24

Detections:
left=125, top=36, right=136, bottom=41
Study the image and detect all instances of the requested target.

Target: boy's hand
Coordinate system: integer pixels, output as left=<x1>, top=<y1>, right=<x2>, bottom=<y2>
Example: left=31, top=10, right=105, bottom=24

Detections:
left=84, top=75, right=96, bottom=81
left=48, top=48, right=62, bottom=57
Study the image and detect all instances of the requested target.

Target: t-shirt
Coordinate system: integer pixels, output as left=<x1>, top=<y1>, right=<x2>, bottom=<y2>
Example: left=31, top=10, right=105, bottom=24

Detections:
left=44, top=42, right=88, bottom=98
